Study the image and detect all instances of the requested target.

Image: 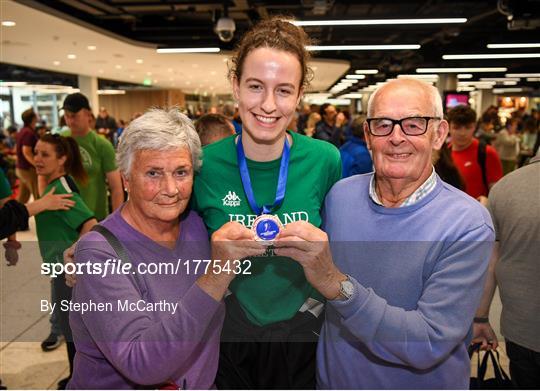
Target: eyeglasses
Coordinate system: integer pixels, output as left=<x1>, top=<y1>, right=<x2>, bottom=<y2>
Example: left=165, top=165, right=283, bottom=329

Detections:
left=366, top=116, right=441, bottom=136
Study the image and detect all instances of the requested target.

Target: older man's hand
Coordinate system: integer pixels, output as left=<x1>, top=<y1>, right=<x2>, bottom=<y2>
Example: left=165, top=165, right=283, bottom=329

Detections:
left=273, top=221, right=346, bottom=300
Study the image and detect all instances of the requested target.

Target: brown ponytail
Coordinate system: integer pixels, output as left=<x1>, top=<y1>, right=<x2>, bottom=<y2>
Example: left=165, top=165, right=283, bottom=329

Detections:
left=40, top=134, right=88, bottom=185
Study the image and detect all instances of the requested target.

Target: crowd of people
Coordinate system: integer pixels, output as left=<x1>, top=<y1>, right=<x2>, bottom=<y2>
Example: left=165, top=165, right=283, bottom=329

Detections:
left=1, top=15, right=539, bottom=391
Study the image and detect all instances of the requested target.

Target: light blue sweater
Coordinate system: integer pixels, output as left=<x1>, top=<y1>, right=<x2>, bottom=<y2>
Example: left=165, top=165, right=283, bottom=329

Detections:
left=317, top=173, right=494, bottom=389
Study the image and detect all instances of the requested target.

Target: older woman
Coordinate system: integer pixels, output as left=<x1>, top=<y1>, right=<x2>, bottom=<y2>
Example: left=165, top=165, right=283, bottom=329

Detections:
left=67, top=108, right=234, bottom=389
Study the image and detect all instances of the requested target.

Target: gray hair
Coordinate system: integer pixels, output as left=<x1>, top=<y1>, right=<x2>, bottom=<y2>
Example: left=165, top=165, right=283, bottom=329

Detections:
left=116, top=107, right=202, bottom=176
left=367, top=78, right=443, bottom=119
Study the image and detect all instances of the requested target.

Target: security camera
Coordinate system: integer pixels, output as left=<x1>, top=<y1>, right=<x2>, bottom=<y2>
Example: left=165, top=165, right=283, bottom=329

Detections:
left=215, top=17, right=236, bottom=42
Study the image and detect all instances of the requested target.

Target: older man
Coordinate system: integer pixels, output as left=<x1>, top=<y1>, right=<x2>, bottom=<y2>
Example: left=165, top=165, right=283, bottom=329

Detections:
left=275, top=78, right=494, bottom=388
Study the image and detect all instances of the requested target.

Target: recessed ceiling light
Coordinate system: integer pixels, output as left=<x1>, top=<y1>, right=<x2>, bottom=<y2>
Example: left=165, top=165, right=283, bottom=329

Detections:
left=1, top=21, right=16, bottom=27
left=156, top=48, right=220, bottom=53
left=346, top=75, right=366, bottom=79
left=53, top=61, right=61, bottom=66
left=307, top=44, right=420, bottom=51
left=526, top=77, right=540, bottom=81
left=115, top=65, right=122, bottom=69
left=417, top=67, right=507, bottom=73
left=505, top=73, right=540, bottom=77
left=146, top=72, right=152, bottom=76
left=210, top=71, right=217, bottom=75
left=67, top=54, right=77, bottom=60
left=130, top=75, right=135, bottom=79
left=98, top=69, right=104, bottom=74
left=493, top=87, right=523, bottom=93
left=443, top=53, right=540, bottom=60
left=136, top=59, right=143, bottom=64
left=487, top=43, right=540, bottom=49
left=355, top=69, right=379, bottom=74
left=192, top=64, right=199, bottom=68
left=167, top=68, right=173, bottom=72
left=87, top=45, right=96, bottom=51
left=457, top=74, right=473, bottom=79
left=292, top=18, right=467, bottom=27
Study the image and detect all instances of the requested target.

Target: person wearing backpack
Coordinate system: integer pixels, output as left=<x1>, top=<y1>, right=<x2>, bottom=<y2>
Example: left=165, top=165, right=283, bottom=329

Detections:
left=447, top=106, right=503, bottom=204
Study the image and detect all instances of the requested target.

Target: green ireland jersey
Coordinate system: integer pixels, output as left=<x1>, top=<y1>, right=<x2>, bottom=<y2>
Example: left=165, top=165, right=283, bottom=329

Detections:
left=193, top=131, right=341, bottom=326
left=35, top=176, right=94, bottom=264
left=61, top=130, right=117, bottom=221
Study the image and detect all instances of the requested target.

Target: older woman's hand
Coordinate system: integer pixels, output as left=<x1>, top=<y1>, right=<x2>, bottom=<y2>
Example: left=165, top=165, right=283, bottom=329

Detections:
left=197, top=222, right=265, bottom=301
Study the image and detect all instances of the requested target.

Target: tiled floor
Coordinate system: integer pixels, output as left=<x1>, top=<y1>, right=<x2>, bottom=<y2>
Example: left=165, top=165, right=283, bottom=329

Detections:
left=0, top=216, right=509, bottom=389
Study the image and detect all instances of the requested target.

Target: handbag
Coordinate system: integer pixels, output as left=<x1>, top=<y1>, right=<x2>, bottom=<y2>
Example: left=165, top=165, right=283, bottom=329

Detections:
left=469, top=343, right=512, bottom=389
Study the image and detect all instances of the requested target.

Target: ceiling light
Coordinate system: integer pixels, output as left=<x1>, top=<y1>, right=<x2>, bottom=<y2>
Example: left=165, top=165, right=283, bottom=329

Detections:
left=338, top=93, right=363, bottom=99
left=53, top=61, right=61, bottom=66
left=307, top=44, right=420, bottom=51
left=506, top=73, right=540, bottom=77
left=457, top=74, right=473, bottom=79
left=443, top=53, right=540, bottom=60
left=480, top=77, right=520, bottom=82
left=457, top=86, right=475, bottom=91
left=493, top=88, right=523, bottom=93
left=1, top=21, right=16, bottom=27
left=355, top=69, right=378, bottom=74
left=87, top=45, right=96, bottom=51
left=115, top=65, right=122, bottom=69
left=97, top=89, right=126, bottom=95
left=293, top=18, right=467, bottom=27
left=67, top=54, right=76, bottom=60
left=0, top=82, right=27, bottom=87
left=417, top=67, right=507, bottom=73
left=398, top=74, right=439, bottom=79
left=157, top=48, right=220, bottom=53
left=503, top=81, right=518, bottom=85
left=487, top=43, right=540, bottom=48
left=346, top=74, right=366, bottom=79
left=526, top=77, right=540, bottom=81
left=136, top=59, right=143, bottom=64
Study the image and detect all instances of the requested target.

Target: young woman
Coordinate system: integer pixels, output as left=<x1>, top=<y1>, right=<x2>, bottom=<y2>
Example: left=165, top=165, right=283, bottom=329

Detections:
left=192, top=17, right=342, bottom=389
left=34, top=134, right=97, bottom=388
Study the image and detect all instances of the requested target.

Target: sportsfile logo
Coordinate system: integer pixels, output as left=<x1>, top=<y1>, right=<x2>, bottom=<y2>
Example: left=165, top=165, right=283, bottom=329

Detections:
left=222, top=191, right=241, bottom=207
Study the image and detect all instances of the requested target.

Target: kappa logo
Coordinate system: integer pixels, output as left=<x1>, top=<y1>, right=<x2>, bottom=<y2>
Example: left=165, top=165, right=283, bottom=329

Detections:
left=222, top=191, right=241, bottom=207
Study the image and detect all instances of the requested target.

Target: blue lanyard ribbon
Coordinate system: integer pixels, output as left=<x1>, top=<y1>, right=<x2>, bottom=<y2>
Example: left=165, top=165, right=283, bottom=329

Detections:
left=236, top=134, right=290, bottom=215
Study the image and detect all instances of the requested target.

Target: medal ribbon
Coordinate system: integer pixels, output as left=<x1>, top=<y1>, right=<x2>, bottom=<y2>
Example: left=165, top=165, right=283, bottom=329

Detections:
left=236, top=134, right=290, bottom=215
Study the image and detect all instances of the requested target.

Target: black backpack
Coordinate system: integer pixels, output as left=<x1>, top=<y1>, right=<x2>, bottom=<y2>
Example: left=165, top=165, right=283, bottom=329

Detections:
left=477, top=140, right=489, bottom=195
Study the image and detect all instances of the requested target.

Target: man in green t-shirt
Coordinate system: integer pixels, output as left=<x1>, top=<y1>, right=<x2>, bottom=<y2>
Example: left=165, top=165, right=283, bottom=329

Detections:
left=61, top=93, right=124, bottom=221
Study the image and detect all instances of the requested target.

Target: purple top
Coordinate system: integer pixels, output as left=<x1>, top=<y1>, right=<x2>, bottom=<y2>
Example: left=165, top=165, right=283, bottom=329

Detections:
left=15, top=126, right=37, bottom=169
left=68, top=208, right=224, bottom=389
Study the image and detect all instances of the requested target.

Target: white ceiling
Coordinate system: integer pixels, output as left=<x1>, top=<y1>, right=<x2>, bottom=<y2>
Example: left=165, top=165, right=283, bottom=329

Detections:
left=1, top=1, right=350, bottom=95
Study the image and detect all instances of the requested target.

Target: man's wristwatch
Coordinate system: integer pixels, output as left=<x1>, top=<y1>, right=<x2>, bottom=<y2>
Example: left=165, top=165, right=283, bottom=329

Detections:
left=338, top=275, right=355, bottom=300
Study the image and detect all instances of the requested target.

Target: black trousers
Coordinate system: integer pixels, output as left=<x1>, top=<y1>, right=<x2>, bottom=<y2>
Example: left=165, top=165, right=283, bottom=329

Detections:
left=216, top=295, right=323, bottom=390
left=53, top=273, right=76, bottom=377
left=506, top=340, right=540, bottom=389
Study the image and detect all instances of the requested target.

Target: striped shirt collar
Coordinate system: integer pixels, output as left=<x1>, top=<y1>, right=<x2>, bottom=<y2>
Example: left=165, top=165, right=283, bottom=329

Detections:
left=369, top=167, right=437, bottom=207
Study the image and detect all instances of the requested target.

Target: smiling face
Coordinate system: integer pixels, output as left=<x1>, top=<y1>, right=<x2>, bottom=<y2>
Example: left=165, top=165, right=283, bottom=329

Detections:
left=34, top=140, right=66, bottom=182
left=364, top=81, right=448, bottom=189
left=123, top=148, right=193, bottom=224
left=233, top=47, right=303, bottom=146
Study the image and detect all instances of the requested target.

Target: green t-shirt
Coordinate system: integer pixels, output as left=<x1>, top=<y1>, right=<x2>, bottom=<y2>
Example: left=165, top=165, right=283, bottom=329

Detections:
left=193, top=131, right=341, bottom=326
left=0, top=170, right=12, bottom=199
left=35, top=176, right=94, bottom=264
left=61, top=130, right=117, bottom=221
